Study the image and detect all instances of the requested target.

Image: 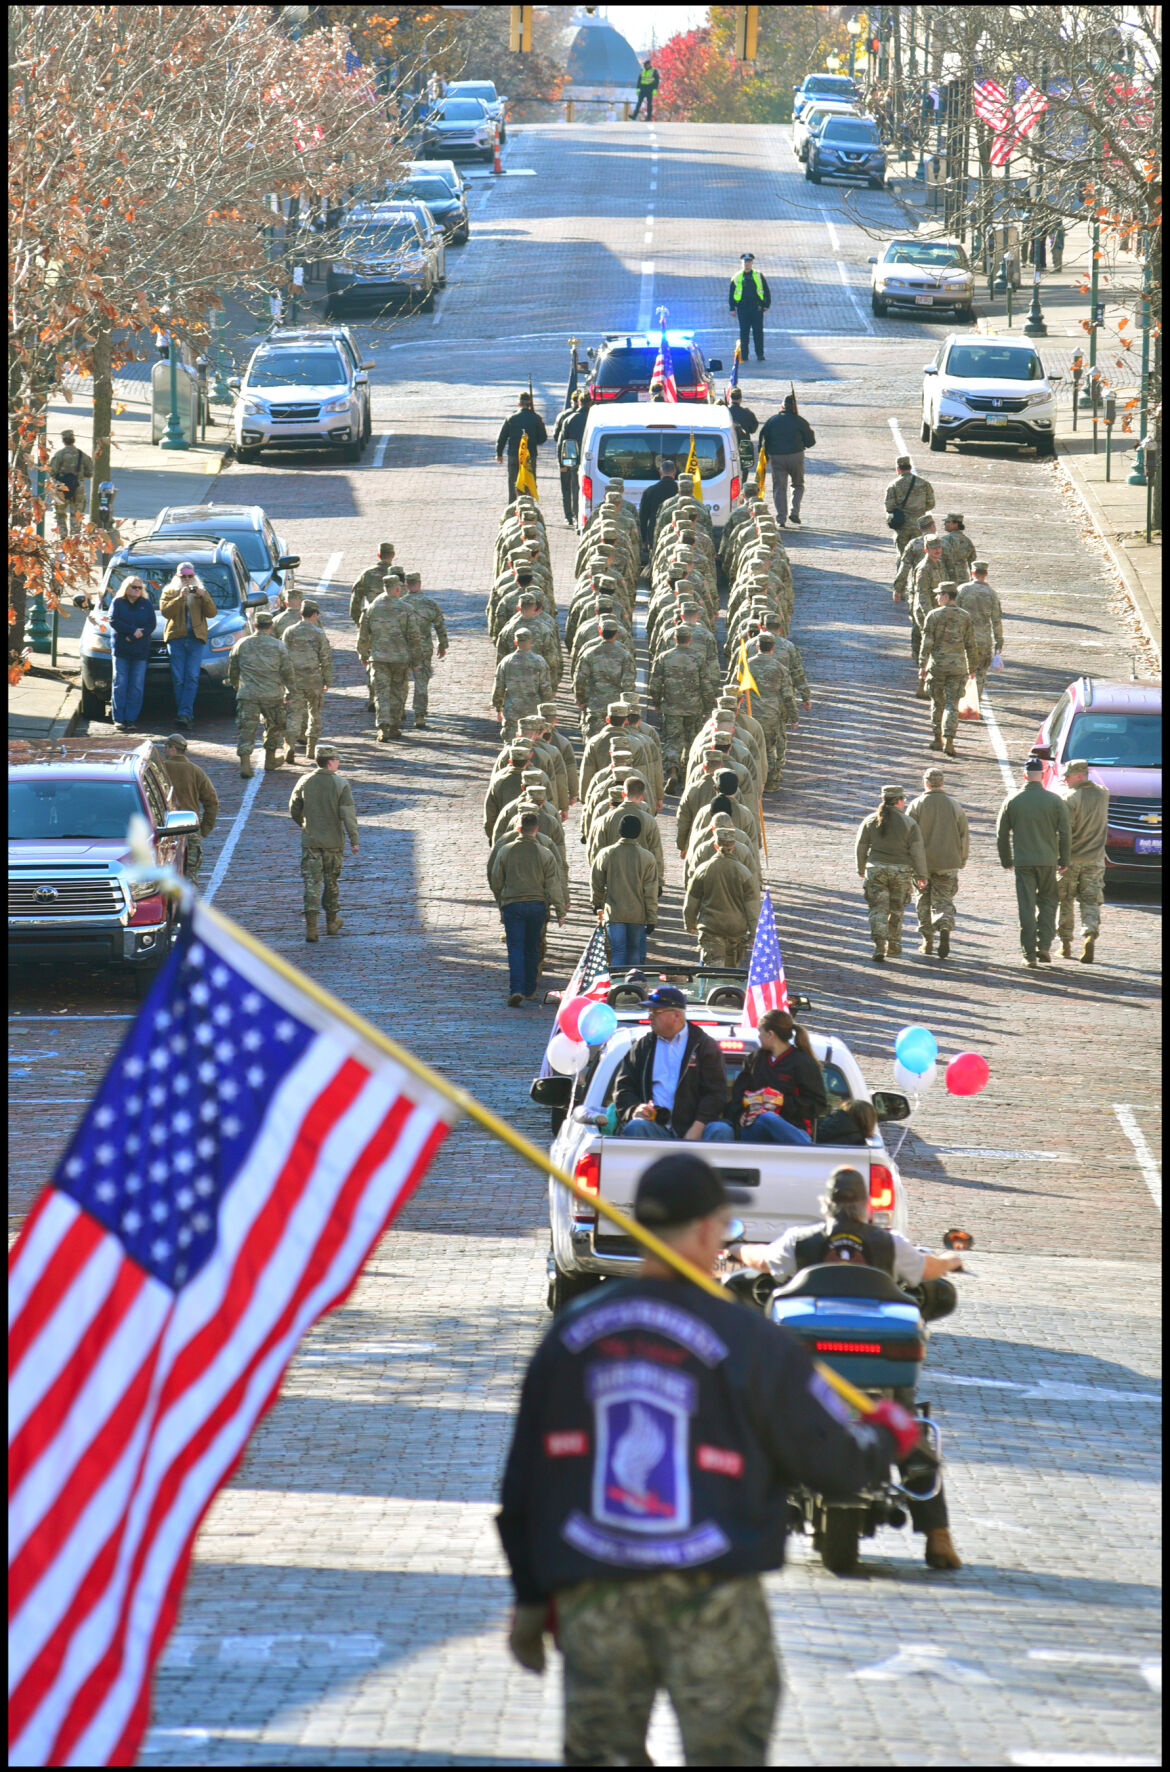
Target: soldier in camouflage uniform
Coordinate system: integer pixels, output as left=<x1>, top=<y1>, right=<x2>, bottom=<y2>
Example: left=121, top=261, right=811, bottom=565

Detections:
left=404, top=572, right=449, bottom=730
left=358, top=578, right=425, bottom=741
left=1057, top=759, right=1109, bottom=962
left=539, top=701, right=579, bottom=804
left=273, top=585, right=304, bottom=638
left=228, top=610, right=295, bottom=778
left=162, top=733, right=218, bottom=881
left=919, top=584, right=978, bottom=757
left=516, top=714, right=569, bottom=816
left=855, top=786, right=928, bottom=962
left=623, top=699, right=665, bottom=811
left=648, top=627, right=710, bottom=791
left=281, top=600, right=332, bottom=764
left=684, top=831, right=760, bottom=966
left=907, top=768, right=970, bottom=959
left=891, top=514, right=936, bottom=603
left=744, top=635, right=793, bottom=788
left=939, top=512, right=978, bottom=586
left=494, top=629, right=553, bottom=728
left=484, top=745, right=551, bottom=838
left=351, top=545, right=405, bottom=708
left=288, top=743, right=359, bottom=942
left=574, top=620, right=635, bottom=739
left=884, top=454, right=935, bottom=555
left=956, top=561, right=1004, bottom=699
left=497, top=591, right=561, bottom=688
left=908, top=535, right=946, bottom=677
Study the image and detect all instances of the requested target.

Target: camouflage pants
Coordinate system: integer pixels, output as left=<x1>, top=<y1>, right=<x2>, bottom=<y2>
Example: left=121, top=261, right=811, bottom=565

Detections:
left=556, top=1571, right=779, bottom=1768
left=971, top=647, right=994, bottom=700
left=929, top=671, right=966, bottom=739
left=53, top=490, right=87, bottom=537
left=660, top=710, right=703, bottom=780
left=301, top=845, right=343, bottom=919
left=183, top=833, right=204, bottom=881
left=286, top=676, right=325, bottom=754
left=1058, top=861, right=1105, bottom=940
left=864, top=865, right=912, bottom=952
left=579, top=702, right=610, bottom=742
left=371, top=661, right=410, bottom=733
left=698, top=930, right=748, bottom=968
left=916, top=869, right=960, bottom=935
left=236, top=695, right=286, bottom=759
left=757, top=717, right=785, bottom=787
left=411, top=658, right=433, bottom=717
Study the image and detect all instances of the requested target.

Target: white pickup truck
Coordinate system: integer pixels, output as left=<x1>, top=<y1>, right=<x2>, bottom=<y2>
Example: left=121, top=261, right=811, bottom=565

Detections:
left=543, top=1005, right=912, bottom=1312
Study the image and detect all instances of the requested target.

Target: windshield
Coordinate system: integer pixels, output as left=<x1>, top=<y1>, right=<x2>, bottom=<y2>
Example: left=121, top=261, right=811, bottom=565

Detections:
left=336, top=222, right=419, bottom=253
left=1066, top=712, right=1162, bottom=769
left=888, top=241, right=969, bottom=268
left=10, top=778, right=144, bottom=841
left=435, top=100, right=486, bottom=120
left=595, top=431, right=726, bottom=481
left=595, top=347, right=700, bottom=390
left=805, top=77, right=855, bottom=96
left=945, top=344, right=1044, bottom=381
left=452, top=84, right=496, bottom=100
left=104, top=563, right=240, bottom=611
left=247, top=351, right=346, bottom=388
left=392, top=179, right=455, bottom=204
left=822, top=120, right=881, bottom=143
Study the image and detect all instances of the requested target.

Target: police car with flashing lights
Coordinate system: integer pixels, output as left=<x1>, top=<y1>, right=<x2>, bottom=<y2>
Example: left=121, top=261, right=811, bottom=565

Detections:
left=584, top=332, right=722, bottom=404
left=534, top=975, right=913, bottom=1313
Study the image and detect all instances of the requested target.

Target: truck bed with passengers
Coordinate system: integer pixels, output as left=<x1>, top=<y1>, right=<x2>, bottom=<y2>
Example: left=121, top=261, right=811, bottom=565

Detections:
left=543, top=993, right=912, bottom=1313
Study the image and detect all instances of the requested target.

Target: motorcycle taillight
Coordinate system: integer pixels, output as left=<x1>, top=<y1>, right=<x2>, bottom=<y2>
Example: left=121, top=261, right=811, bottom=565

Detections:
left=869, top=1163, right=895, bottom=1214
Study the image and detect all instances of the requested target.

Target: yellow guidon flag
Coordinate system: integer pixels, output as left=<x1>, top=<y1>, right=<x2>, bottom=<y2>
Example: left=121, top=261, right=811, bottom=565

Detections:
left=516, top=429, right=538, bottom=499
left=756, top=440, right=767, bottom=494
left=683, top=432, right=702, bottom=502
left=736, top=636, right=759, bottom=711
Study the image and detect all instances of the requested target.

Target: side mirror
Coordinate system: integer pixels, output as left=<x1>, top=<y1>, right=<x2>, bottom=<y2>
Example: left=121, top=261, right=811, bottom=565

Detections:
left=277, top=554, right=301, bottom=570
left=73, top=594, right=92, bottom=610
left=163, top=809, right=200, bottom=836
left=868, top=255, right=878, bottom=265
left=923, top=364, right=938, bottom=375
left=227, top=375, right=240, bottom=390
left=362, top=360, right=376, bottom=371
left=872, top=1089, right=912, bottom=1123
left=246, top=588, right=269, bottom=607
left=1030, top=744, right=1053, bottom=762
left=943, top=1228, right=974, bottom=1251
left=708, top=358, right=723, bottom=372
left=1048, top=373, right=1062, bottom=384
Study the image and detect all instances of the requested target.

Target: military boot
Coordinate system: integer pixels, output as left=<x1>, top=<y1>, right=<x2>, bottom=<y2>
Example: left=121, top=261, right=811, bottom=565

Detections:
left=920, top=933, right=934, bottom=956
left=239, top=753, right=254, bottom=780
left=937, top=928, right=950, bottom=960
left=305, top=916, right=319, bottom=943
left=872, top=944, right=886, bottom=964
left=264, top=749, right=282, bottom=773
left=1080, top=932, right=1097, bottom=963
left=285, top=744, right=297, bottom=764
left=1061, top=937, right=1072, bottom=958
left=929, top=734, right=944, bottom=751
left=924, top=1528, right=962, bottom=1570
left=944, top=738, right=957, bottom=758
left=326, top=915, right=344, bottom=936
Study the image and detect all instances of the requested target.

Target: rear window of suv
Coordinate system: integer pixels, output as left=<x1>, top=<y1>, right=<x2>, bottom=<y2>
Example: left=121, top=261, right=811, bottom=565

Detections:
left=596, top=432, right=726, bottom=481
left=10, top=779, right=144, bottom=840
left=246, top=351, right=347, bottom=388
left=595, top=347, right=701, bottom=390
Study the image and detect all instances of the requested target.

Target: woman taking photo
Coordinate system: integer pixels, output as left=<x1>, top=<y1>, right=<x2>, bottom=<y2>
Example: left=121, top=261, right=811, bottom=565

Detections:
left=729, top=1009, right=827, bottom=1145
left=108, top=575, right=157, bottom=731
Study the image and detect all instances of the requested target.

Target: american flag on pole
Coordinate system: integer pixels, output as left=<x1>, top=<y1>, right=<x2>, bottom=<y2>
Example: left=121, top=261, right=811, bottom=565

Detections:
left=737, top=889, right=789, bottom=1034
left=538, top=925, right=611, bottom=1078
left=8, top=907, right=456, bottom=1767
left=992, top=79, right=1049, bottom=165
left=650, top=328, right=678, bottom=402
left=728, top=341, right=741, bottom=392
left=973, top=77, right=1012, bottom=134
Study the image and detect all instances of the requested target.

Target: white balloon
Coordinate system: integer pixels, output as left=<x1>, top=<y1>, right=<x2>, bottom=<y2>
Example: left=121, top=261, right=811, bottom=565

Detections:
left=893, top=1057, right=936, bottom=1094
left=548, top=1031, right=589, bottom=1076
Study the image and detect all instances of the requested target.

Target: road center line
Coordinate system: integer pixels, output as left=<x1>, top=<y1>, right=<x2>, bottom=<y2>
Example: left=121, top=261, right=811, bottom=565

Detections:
left=372, top=433, right=390, bottom=468
left=636, top=260, right=655, bottom=332
left=204, top=549, right=342, bottom=904
left=824, top=214, right=873, bottom=335
left=8, top=1014, right=134, bottom=1021
left=1113, top=1105, right=1162, bottom=1213
left=887, top=415, right=908, bottom=456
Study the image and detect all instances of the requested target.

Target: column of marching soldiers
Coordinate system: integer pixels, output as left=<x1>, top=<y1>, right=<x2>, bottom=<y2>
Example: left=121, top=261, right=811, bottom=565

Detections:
left=483, top=475, right=812, bottom=998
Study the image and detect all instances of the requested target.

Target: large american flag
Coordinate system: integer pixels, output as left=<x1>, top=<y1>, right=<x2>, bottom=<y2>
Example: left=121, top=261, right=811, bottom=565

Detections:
left=993, top=79, right=1049, bottom=166
left=538, top=925, right=611, bottom=1078
left=650, top=328, right=678, bottom=402
left=973, top=77, right=1011, bottom=134
left=737, top=889, right=789, bottom=1034
left=8, top=907, right=456, bottom=1766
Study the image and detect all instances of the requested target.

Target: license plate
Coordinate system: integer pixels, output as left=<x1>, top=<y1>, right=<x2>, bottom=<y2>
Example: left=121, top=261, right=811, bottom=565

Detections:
left=1135, top=837, right=1162, bottom=854
left=915, top=295, right=935, bottom=305
left=986, top=416, right=1008, bottom=427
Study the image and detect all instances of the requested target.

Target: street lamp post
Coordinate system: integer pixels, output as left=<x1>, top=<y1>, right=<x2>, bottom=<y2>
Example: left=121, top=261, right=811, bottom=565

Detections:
left=1080, top=149, right=1101, bottom=407
left=158, top=287, right=189, bottom=452
left=847, top=13, right=862, bottom=80
left=208, top=305, right=233, bottom=406
left=916, top=17, right=931, bottom=181
left=1127, top=240, right=1152, bottom=486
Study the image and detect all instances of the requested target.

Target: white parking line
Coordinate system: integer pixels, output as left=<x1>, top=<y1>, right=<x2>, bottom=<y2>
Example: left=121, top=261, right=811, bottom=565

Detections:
left=979, top=691, right=1018, bottom=794
left=372, top=433, right=390, bottom=469
left=430, top=303, right=442, bottom=327
left=824, top=214, right=873, bottom=335
left=636, top=260, right=655, bottom=331
left=887, top=416, right=908, bottom=456
left=1113, top=1104, right=1162, bottom=1213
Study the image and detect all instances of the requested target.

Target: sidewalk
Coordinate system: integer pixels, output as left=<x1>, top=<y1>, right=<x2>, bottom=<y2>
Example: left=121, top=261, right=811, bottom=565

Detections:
left=891, top=184, right=1161, bottom=661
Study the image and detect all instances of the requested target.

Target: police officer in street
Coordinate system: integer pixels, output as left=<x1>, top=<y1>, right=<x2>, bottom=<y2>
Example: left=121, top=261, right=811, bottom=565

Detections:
left=729, top=252, right=772, bottom=362
left=907, top=768, right=970, bottom=959
left=288, top=743, right=359, bottom=943
left=497, top=393, right=548, bottom=502
left=497, top=1153, right=921, bottom=1767
left=996, top=756, right=1072, bottom=968
left=632, top=57, right=659, bottom=120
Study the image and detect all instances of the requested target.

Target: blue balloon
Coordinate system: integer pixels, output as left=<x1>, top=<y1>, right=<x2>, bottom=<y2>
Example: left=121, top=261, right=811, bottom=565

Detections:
left=894, top=1024, right=938, bottom=1075
left=579, top=1001, right=618, bottom=1047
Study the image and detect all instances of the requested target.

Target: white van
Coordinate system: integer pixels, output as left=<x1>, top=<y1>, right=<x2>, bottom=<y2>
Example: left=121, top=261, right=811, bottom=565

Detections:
left=577, top=406, right=741, bottom=533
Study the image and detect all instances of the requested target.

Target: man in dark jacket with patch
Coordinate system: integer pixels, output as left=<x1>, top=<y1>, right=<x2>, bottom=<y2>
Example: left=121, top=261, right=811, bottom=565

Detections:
left=497, top=393, right=549, bottom=501
left=612, top=985, right=734, bottom=1142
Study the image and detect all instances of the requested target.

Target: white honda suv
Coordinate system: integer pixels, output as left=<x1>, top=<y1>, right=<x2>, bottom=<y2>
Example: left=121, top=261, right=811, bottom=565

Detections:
left=921, top=336, right=1061, bottom=457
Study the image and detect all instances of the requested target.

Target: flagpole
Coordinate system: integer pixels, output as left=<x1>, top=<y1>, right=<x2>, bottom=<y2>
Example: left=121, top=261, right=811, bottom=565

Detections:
left=194, top=897, right=875, bottom=1417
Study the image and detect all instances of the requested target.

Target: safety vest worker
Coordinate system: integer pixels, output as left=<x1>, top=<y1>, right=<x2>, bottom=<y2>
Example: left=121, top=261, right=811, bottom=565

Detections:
left=729, top=253, right=772, bottom=362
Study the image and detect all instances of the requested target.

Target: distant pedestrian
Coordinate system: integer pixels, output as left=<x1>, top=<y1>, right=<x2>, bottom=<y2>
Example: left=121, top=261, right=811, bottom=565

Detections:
left=855, top=785, right=928, bottom=964
left=108, top=575, right=157, bottom=730
left=884, top=455, right=935, bottom=554
left=228, top=609, right=295, bottom=778
left=159, top=561, right=217, bottom=730
left=592, top=813, right=659, bottom=970
left=494, top=628, right=552, bottom=729
left=404, top=571, right=448, bottom=729
left=907, top=768, right=969, bottom=959
left=956, top=562, right=1004, bottom=700
left=351, top=544, right=404, bottom=710
left=759, top=394, right=816, bottom=528
left=48, top=428, right=93, bottom=537
left=555, top=391, right=592, bottom=527
left=631, top=58, right=659, bottom=120
left=729, top=252, right=771, bottom=362
left=488, top=810, right=567, bottom=1005
left=919, top=582, right=977, bottom=757
left=289, top=743, right=359, bottom=942
left=1057, top=759, right=1109, bottom=962
left=496, top=393, right=548, bottom=502
left=726, top=386, right=759, bottom=438
left=273, top=585, right=305, bottom=638
left=162, top=733, right=218, bottom=881
left=281, top=599, right=332, bottom=764
left=357, top=577, right=425, bottom=741
left=996, top=756, right=1072, bottom=968
left=684, top=829, right=760, bottom=968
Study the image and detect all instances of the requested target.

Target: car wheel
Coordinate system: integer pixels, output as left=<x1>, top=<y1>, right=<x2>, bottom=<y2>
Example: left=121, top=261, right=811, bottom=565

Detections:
left=454, top=228, right=469, bottom=245
left=1036, top=435, right=1056, bottom=458
left=869, top=176, right=885, bottom=189
left=362, top=405, right=372, bottom=444
left=808, top=166, right=822, bottom=184
left=548, top=1266, right=603, bottom=1315
left=955, top=305, right=975, bottom=323
left=920, top=416, right=931, bottom=443
left=872, top=292, right=887, bottom=316
left=80, top=679, right=108, bottom=721
left=928, top=425, right=947, bottom=453
left=235, top=445, right=260, bottom=464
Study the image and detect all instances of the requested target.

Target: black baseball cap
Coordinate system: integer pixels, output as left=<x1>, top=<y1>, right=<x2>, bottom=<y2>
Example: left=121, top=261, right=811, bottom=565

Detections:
left=644, top=985, right=687, bottom=1010
left=634, top=1154, right=730, bottom=1228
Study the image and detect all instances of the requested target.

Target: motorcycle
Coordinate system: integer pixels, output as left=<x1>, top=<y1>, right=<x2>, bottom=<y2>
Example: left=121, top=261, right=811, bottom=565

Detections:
left=719, top=1225, right=970, bottom=1574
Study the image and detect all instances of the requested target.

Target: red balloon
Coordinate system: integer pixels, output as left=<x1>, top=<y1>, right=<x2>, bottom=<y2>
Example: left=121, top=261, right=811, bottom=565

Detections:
left=946, top=1052, right=990, bottom=1096
left=556, top=994, right=593, bottom=1041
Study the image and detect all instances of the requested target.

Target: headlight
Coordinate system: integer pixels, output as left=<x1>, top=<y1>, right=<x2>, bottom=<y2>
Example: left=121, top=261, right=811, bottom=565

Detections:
left=242, top=398, right=269, bottom=415
left=938, top=386, right=967, bottom=405
left=320, top=396, right=351, bottom=415
left=128, top=875, right=161, bottom=901
left=1025, top=390, right=1054, bottom=408
left=209, top=632, right=236, bottom=651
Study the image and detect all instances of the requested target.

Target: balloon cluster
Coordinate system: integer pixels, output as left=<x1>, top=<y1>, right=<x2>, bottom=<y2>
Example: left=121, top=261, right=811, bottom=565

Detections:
left=547, top=994, right=619, bottom=1075
left=892, top=1025, right=989, bottom=1097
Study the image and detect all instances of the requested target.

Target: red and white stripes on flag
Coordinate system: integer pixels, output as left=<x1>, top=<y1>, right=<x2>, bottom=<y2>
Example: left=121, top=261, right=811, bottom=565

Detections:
left=8, top=905, right=457, bottom=1766
left=975, top=77, right=1049, bottom=167
left=973, top=78, right=1011, bottom=134
left=737, top=889, right=789, bottom=1035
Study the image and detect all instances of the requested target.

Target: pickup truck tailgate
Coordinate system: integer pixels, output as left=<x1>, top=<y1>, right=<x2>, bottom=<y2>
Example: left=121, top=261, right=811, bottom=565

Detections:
left=594, top=1139, right=871, bottom=1250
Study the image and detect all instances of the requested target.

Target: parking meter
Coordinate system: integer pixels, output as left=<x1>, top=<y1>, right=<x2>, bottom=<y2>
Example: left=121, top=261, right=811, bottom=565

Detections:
left=1104, top=387, right=1117, bottom=479
left=97, top=482, right=116, bottom=526
left=1104, top=389, right=1117, bottom=426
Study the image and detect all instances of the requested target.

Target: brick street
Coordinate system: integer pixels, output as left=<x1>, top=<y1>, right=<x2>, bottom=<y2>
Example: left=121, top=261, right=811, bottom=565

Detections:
left=9, top=122, right=1161, bottom=1764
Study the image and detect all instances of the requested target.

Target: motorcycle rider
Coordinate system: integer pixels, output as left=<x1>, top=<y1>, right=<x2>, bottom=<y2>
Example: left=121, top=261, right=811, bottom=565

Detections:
left=737, top=1165, right=964, bottom=1570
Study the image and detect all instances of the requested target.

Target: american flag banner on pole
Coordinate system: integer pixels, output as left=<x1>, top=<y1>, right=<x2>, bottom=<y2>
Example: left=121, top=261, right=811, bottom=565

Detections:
left=737, top=889, right=789, bottom=1034
left=973, top=77, right=1012, bottom=134
left=538, top=925, right=611, bottom=1078
left=650, top=328, right=678, bottom=402
left=8, top=906, right=457, bottom=1767
left=991, top=79, right=1049, bottom=165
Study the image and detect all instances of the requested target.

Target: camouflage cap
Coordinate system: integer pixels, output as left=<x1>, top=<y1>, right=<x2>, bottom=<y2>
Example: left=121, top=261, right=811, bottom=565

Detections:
left=881, top=784, right=905, bottom=801
left=518, top=590, right=539, bottom=605
left=607, top=782, right=625, bottom=802
left=61, top=428, right=76, bottom=442
left=945, top=512, right=965, bottom=525
left=714, top=710, right=735, bottom=727
left=600, top=620, right=619, bottom=636
left=378, top=542, right=396, bottom=557
left=519, top=714, right=543, bottom=729
left=703, top=749, right=724, bottom=766
left=710, top=811, right=734, bottom=828
left=315, top=743, right=339, bottom=763
left=538, top=701, right=558, bottom=719
left=896, top=454, right=912, bottom=468
left=938, top=581, right=958, bottom=598
left=606, top=701, right=628, bottom=716
left=972, top=559, right=989, bottom=572
left=284, top=584, right=305, bottom=599
left=924, top=768, right=946, bottom=786
left=1063, top=757, right=1091, bottom=776
left=508, top=743, right=530, bottom=762
left=924, top=533, right=943, bottom=549
left=605, top=477, right=625, bottom=490
left=521, top=769, right=546, bottom=787
left=254, top=610, right=274, bottom=628
left=513, top=626, right=532, bottom=641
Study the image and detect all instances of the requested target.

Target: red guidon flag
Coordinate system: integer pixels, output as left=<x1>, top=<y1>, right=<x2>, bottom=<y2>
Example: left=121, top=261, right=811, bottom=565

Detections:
left=8, top=906, right=457, bottom=1766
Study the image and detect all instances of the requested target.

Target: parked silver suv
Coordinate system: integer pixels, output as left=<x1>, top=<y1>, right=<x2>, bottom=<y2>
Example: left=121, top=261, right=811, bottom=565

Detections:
left=231, top=327, right=374, bottom=464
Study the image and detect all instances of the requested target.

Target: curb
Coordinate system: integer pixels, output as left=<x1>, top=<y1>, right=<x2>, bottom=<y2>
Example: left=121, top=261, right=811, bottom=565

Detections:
left=1054, top=446, right=1161, bottom=664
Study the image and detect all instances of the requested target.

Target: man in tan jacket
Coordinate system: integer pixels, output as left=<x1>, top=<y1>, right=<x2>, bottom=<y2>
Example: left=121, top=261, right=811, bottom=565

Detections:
left=592, top=815, right=660, bottom=971
left=159, top=562, right=217, bottom=729
left=489, top=813, right=567, bottom=1005
left=907, top=768, right=970, bottom=960
left=162, top=733, right=218, bottom=881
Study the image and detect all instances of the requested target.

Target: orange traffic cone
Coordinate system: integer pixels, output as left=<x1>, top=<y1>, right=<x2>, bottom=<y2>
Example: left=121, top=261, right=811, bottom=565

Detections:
left=492, top=123, right=503, bottom=176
